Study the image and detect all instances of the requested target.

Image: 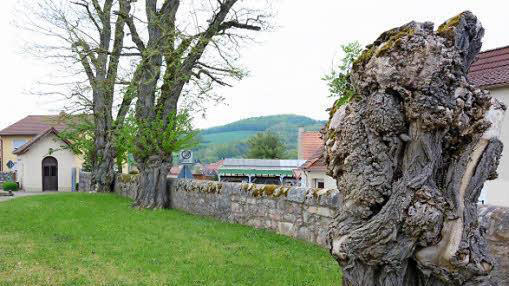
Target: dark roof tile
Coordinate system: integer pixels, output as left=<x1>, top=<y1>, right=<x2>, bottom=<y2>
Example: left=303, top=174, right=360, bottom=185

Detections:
left=468, top=45, right=509, bottom=88
left=0, top=115, right=67, bottom=136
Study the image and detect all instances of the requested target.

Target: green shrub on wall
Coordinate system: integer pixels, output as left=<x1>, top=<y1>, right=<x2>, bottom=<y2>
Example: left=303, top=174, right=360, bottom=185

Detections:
left=3, top=181, right=18, bottom=192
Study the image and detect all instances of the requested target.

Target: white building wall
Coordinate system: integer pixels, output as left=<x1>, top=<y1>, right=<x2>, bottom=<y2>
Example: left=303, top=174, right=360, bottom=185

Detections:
left=17, top=134, right=82, bottom=192
left=483, top=86, right=509, bottom=207
left=304, top=171, right=337, bottom=189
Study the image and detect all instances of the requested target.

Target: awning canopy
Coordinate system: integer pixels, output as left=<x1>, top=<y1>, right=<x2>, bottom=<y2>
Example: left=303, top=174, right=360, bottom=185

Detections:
left=218, top=168, right=294, bottom=177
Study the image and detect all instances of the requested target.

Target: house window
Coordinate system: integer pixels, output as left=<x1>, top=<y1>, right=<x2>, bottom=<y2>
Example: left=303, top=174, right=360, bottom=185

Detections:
left=314, top=179, right=325, bottom=189
left=13, top=140, right=27, bottom=151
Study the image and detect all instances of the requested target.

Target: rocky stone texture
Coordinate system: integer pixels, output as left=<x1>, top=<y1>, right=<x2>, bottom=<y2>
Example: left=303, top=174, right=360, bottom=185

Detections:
left=323, top=11, right=505, bottom=285
left=114, top=173, right=139, bottom=198
left=78, top=172, right=92, bottom=192
left=479, top=206, right=509, bottom=284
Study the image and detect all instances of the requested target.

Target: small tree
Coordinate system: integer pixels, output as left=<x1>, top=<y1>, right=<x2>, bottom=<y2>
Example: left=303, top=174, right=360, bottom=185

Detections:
left=322, top=42, right=362, bottom=107
left=246, top=132, right=287, bottom=159
left=58, top=113, right=132, bottom=173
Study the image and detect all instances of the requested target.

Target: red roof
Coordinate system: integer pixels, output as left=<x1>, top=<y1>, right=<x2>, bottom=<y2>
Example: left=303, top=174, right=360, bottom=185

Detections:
left=13, top=127, right=72, bottom=155
left=468, top=45, right=509, bottom=88
left=300, top=148, right=326, bottom=172
left=299, top=131, right=323, bottom=161
left=0, top=115, right=67, bottom=136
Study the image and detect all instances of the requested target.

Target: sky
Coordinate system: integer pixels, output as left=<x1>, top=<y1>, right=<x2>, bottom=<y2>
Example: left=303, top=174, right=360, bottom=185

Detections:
left=0, top=0, right=508, bottom=130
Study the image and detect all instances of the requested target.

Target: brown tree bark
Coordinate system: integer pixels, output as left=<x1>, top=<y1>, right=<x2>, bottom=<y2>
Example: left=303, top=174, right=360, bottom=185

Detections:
left=69, top=0, right=134, bottom=193
left=133, top=157, right=171, bottom=208
left=121, top=0, right=265, bottom=208
left=324, top=12, right=504, bottom=286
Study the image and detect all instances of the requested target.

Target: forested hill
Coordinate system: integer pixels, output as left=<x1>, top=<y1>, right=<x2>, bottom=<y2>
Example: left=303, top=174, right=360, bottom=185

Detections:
left=194, top=114, right=326, bottom=163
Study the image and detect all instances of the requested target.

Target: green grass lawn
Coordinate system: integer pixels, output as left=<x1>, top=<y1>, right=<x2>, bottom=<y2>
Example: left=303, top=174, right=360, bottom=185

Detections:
left=0, top=193, right=341, bottom=286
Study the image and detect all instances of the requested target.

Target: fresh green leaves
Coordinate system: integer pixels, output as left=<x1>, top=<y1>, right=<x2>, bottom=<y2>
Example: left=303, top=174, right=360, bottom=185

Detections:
left=322, top=41, right=362, bottom=107
left=57, top=114, right=95, bottom=171
left=121, top=111, right=198, bottom=161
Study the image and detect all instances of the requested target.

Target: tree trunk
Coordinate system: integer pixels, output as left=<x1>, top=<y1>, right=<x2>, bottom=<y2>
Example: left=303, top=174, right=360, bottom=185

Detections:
left=91, top=133, right=115, bottom=193
left=324, top=12, right=504, bottom=286
left=133, top=156, right=171, bottom=209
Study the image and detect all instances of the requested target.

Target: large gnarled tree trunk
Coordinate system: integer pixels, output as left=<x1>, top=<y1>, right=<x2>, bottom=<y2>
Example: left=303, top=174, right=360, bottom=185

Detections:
left=324, top=12, right=505, bottom=285
left=70, top=0, right=133, bottom=193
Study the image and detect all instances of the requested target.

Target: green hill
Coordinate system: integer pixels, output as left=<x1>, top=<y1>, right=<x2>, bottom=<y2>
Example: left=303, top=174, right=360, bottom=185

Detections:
left=194, top=114, right=325, bottom=163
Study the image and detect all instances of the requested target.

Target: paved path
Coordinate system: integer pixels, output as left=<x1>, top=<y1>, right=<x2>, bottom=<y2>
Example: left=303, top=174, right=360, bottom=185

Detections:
left=0, top=191, right=59, bottom=203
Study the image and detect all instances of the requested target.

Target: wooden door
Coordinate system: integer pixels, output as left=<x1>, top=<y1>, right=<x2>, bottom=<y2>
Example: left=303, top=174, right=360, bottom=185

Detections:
left=42, top=157, right=58, bottom=191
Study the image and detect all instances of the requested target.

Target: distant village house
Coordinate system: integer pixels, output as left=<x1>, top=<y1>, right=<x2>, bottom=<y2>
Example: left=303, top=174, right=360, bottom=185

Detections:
left=0, top=115, right=83, bottom=192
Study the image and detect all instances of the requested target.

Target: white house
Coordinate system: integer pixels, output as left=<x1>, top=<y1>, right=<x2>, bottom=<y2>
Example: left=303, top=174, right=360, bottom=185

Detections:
left=297, top=129, right=336, bottom=189
left=469, top=45, right=509, bottom=206
left=14, top=128, right=83, bottom=192
left=299, top=148, right=336, bottom=189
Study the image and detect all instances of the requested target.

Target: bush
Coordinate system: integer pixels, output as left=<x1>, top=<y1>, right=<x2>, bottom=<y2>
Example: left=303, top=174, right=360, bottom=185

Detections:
left=3, top=181, right=18, bottom=192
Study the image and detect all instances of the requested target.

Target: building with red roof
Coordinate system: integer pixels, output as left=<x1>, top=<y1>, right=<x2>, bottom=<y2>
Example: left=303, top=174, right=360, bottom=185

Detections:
left=297, top=129, right=336, bottom=189
left=0, top=115, right=67, bottom=171
left=297, top=129, right=323, bottom=161
left=469, top=45, right=509, bottom=207
left=0, top=115, right=84, bottom=192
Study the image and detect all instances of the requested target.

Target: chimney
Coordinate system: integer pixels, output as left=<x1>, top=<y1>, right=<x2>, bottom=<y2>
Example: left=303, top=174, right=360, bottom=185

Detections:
left=298, top=128, right=304, bottom=160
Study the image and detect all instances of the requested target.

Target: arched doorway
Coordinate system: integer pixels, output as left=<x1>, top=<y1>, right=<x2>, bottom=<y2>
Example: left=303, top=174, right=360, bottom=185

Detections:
left=42, top=156, right=58, bottom=191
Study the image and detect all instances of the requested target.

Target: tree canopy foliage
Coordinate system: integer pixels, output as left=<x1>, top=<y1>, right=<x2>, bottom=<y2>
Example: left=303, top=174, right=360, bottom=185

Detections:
left=246, top=131, right=287, bottom=159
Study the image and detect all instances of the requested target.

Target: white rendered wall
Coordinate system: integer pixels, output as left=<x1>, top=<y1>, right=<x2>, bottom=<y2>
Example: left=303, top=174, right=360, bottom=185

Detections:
left=17, top=134, right=82, bottom=192
left=482, top=86, right=509, bottom=206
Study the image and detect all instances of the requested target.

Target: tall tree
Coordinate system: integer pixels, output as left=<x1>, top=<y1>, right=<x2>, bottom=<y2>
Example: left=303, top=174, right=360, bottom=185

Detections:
left=119, top=0, right=270, bottom=208
left=324, top=12, right=503, bottom=285
left=20, top=0, right=138, bottom=192
left=246, top=132, right=287, bottom=159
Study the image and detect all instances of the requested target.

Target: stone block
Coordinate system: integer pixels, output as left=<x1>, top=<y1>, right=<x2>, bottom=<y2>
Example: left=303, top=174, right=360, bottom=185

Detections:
left=297, top=227, right=314, bottom=241
left=316, top=229, right=329, bottom=246
left=278, top=222, right=294, bottom=236
left=286, top=187, right=308, bottom=203
left=307, top=206, right=334, bottom=218
left=231, top=202, right=242, bottom=213
left=283, top=213, right=296, bottom=222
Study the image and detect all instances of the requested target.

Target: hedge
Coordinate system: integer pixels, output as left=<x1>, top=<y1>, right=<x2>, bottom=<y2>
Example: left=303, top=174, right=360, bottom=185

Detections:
left=2, top=181, right=18, bottom=192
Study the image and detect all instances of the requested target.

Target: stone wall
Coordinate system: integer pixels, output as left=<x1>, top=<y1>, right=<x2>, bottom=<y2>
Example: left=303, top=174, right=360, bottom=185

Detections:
left=170, top=179, right=340, bottom=246
left=479, top=205, right=509, bottom=283
left=78, top=171, right=92, bottom=192
left=106, top=173, right=509, bottom=283
left=114, top=173, right=139, bottom=198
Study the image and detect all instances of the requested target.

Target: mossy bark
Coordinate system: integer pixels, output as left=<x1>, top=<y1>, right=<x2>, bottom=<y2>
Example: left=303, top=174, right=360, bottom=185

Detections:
left=325, top=12, right=502, bottom=286
left=133, top=157, right=171, bottom=209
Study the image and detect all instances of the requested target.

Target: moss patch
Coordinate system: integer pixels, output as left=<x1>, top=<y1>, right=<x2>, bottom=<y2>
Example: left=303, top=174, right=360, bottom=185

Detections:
left=375, top=27, right=416, bottom=57
left=117, top=174, right=138, bottom=184
left=437, top=12, right=464, bottom=40
left=353, top=46, right=376, bottom=67
left=240, top=183, right=289, bottom=198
